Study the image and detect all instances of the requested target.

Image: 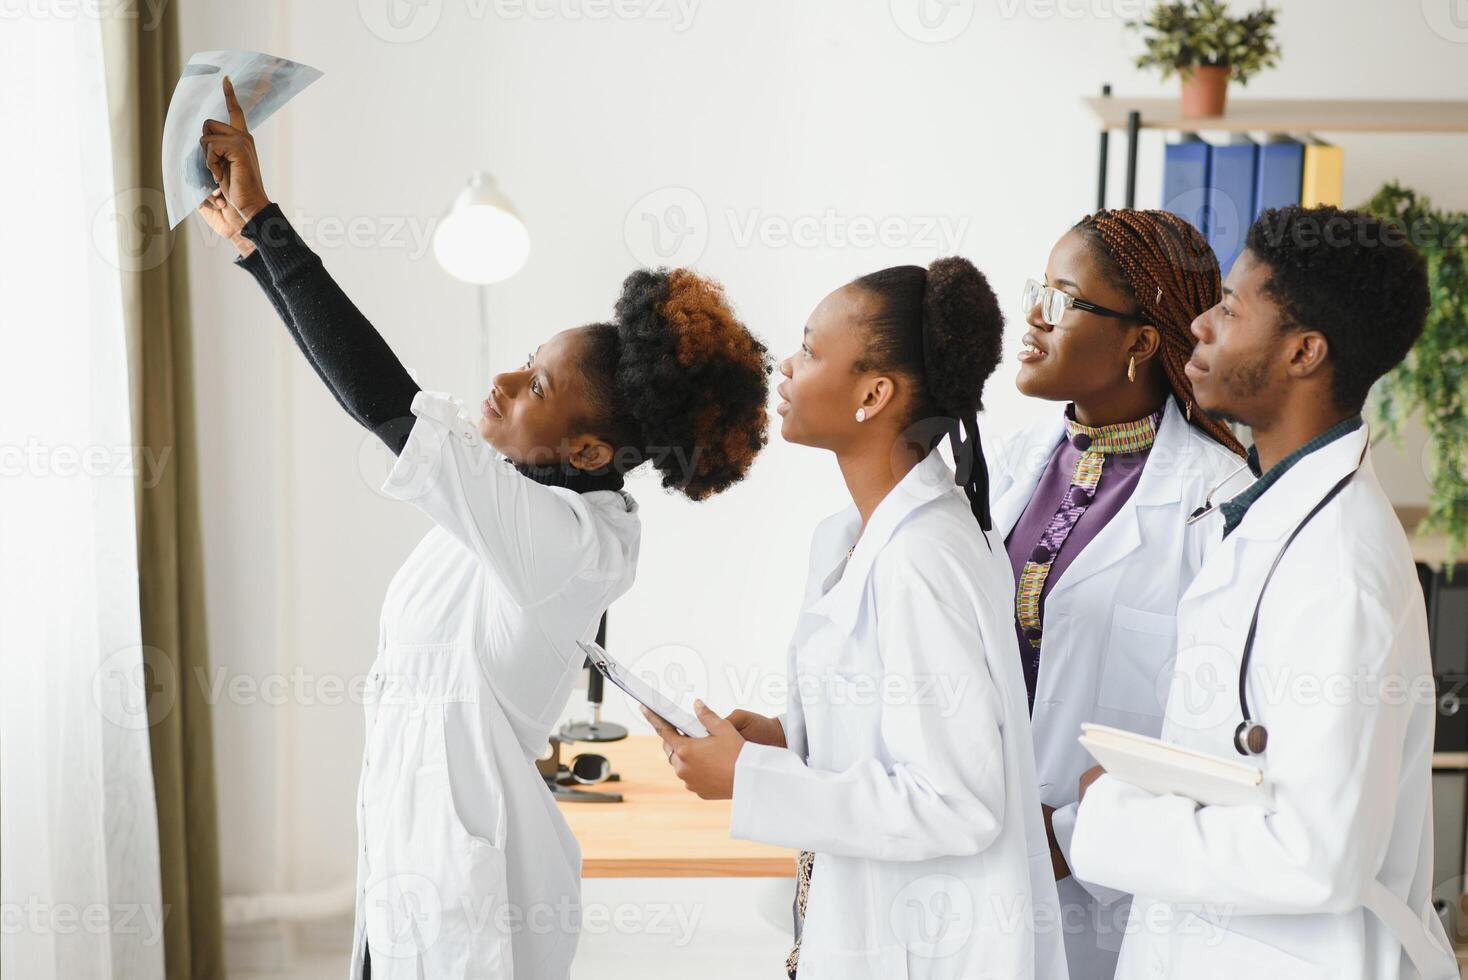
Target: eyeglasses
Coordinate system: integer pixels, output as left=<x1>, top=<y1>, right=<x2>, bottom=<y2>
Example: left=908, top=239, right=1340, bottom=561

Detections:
left=1022, top=278, right=1144, bottom=327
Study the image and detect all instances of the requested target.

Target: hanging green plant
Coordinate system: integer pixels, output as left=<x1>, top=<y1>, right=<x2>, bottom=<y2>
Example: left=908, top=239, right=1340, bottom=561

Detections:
left=1362, top=181, right=1468, bottom=564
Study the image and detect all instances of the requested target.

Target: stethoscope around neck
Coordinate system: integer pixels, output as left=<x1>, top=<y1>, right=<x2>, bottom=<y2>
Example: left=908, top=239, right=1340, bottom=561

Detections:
left=1184, top=441, right=1370, bottom=757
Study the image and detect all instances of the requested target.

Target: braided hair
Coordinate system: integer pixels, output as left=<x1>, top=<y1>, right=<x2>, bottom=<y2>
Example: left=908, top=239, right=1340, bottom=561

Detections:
left=1072, top=209, right=1247, bottom=457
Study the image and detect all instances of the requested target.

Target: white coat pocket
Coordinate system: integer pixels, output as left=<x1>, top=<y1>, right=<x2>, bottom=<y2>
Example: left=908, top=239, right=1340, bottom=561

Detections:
left=1095, top=604, right=1177, bottom=721
left=412, top=702, right=513, bottom=971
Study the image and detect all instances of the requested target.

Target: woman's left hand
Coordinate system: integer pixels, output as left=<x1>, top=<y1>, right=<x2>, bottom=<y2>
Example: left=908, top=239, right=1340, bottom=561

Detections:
left=645, top=701, right=746, bottom=800
left=199, top=76, right=270, bottom=222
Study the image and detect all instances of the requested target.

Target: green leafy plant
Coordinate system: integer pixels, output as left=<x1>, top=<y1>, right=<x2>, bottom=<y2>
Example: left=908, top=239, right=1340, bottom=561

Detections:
left=1362, top=181, right=1468, bottom=563
left=1129, top=0, right=1281, bottom=84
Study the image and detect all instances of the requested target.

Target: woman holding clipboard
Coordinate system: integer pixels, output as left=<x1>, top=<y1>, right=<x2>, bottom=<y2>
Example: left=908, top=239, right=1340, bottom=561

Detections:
left=194, top=77, right=772, bottom=979
left=647, top=259, right=1067, bottom=979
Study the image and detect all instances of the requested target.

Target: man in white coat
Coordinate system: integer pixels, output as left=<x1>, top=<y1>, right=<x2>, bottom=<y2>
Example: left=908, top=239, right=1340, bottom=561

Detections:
left=1069, top=204, right=1457, bottom=980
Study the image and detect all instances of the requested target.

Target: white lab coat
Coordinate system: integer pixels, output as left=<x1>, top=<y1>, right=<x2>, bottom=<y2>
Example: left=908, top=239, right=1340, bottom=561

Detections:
left=1069, top=424, right=1457, bottom=980
left=729, top=447, right=1069, bottom=979
left=346, top=391, right=641, bottom=980
left=987, top=400, right=1247, bottom=980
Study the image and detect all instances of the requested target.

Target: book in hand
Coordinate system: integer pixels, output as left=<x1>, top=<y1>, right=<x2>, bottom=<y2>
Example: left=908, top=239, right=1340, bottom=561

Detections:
left=1079, top=723, right=1272, bottom=810
left=577, top=640, right=709, bottom=738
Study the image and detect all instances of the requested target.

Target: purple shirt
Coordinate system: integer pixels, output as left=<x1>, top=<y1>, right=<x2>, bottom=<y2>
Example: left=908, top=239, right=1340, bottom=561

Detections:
left=1004, top=430, right=1153, bottom=707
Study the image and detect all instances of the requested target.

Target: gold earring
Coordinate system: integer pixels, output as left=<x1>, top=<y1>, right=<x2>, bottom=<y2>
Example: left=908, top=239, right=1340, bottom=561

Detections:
left=1186, top=400, right=1193, bottom=421
left=1127, top=355, right=1136, bottom=383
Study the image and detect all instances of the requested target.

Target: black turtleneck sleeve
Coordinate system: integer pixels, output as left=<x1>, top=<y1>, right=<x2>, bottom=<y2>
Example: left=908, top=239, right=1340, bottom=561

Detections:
left=234, top=202, right=421, bottom=455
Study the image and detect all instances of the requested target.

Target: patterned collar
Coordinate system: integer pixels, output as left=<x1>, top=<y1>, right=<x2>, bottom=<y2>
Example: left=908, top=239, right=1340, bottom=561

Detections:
left=1220, top=414, right=1363, bottom=537
left=1063, top=403, right=1164, bottom=455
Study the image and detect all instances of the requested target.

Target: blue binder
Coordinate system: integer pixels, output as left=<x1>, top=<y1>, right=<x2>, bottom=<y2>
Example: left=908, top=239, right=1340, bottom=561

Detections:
left=1207, top=139, right=1258, bottom=277
left=1162, top=137, right=1211, bottom=239
left=1254, top=136, right=1305, bottom=219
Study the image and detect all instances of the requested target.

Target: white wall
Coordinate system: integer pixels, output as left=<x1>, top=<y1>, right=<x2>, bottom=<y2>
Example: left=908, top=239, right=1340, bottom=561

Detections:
left=179, top=0, right=1468, bottom=955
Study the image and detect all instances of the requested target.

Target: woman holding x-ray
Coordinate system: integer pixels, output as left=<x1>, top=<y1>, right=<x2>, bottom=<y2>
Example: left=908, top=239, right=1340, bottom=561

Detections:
left=193, top=77, right=772, bottom=979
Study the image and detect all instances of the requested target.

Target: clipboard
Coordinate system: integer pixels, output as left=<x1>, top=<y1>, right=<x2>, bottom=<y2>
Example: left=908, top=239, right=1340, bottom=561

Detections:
left=577, top=640, right=709, bottom=738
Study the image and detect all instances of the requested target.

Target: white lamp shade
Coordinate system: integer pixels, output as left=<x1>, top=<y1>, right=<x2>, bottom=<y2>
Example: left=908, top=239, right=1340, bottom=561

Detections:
left=432, top=172, right=530, bottom=284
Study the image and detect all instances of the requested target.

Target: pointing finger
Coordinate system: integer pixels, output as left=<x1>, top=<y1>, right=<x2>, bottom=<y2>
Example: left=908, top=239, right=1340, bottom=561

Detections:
left=223, top=75, right=247, bottom=131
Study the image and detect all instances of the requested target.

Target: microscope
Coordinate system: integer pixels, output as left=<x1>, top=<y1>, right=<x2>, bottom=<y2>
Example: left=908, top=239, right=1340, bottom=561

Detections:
left=537, top=611, right=627, bottom=802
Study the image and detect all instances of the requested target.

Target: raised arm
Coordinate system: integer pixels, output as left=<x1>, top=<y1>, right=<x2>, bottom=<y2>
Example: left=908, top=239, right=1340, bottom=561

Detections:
left=237, top=203, right=421, bottom=453
left=197, top=76, right=419, bottom=454
left=222, top=238, right=355, bottom=421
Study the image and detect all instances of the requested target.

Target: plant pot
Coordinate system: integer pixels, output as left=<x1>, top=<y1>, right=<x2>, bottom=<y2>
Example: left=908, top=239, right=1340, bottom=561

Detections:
left=1179, top=64, right=1230, bottom=118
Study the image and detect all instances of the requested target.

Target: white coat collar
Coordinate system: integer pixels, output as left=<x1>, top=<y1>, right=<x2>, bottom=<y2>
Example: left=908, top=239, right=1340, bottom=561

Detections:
left=1228, top=422, right=1372, bottom=543
left=804, top=447, right=960, bottom=636
left=1045, top=398, right=1198, bottom=595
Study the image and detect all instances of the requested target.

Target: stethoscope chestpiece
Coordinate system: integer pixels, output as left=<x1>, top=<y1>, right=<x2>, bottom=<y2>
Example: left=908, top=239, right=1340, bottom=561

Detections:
left=1233, top=720, right=1268, bottom=757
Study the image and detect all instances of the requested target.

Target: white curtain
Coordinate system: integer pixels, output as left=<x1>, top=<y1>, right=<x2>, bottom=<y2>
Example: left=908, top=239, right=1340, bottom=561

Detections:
left=0, top=13, right=166, bottom=980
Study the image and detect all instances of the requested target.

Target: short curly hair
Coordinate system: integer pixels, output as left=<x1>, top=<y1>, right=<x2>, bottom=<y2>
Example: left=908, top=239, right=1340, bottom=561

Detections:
left=1245, top=205, right=1428, bottom=411
left=851, top=257, right=1004, bottom=431
left=577, top=268, right=772, bottom=501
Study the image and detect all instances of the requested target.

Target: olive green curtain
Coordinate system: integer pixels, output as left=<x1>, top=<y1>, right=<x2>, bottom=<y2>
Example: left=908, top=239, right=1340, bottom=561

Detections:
left=101, top=4, right=226, bottom=977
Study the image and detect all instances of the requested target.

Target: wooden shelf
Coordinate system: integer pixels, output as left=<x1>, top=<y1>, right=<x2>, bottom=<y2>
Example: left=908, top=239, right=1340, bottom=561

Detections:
left=1082, top=96, right=1468, bottom=134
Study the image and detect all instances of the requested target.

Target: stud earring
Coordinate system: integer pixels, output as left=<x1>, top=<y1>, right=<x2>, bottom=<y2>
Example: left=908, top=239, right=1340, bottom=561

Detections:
left=1127, top=355, right=1136, bottom=383
left=855, top=408, right=866, bottom=422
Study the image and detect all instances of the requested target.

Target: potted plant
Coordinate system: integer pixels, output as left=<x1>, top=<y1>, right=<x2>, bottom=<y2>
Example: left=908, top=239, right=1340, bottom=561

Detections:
left=1129, top=0, right=1281, bottom=117
left=1362, top=182, right=1468, bottom=565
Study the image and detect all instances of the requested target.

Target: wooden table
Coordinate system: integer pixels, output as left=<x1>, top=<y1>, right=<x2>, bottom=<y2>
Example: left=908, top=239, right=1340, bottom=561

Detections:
left=555, top=735, right=795, bottom=878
